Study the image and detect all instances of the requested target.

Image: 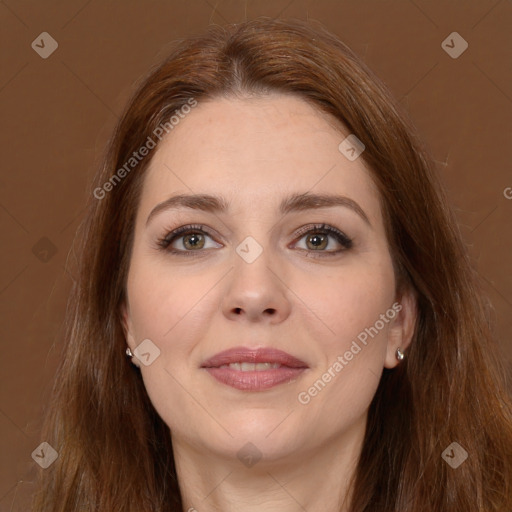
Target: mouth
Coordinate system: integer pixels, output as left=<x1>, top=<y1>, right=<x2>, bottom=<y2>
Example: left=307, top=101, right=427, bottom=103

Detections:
left=201, top=346, right=309, bottom=391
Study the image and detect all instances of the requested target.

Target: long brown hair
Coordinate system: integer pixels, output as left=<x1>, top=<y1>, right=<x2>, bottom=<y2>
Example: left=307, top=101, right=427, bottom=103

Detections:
left=33, top=17, right=512, bottom=511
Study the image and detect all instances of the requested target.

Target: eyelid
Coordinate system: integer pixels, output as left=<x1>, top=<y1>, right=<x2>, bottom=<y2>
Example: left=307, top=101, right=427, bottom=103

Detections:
left=290, top=223, right=353, bottom=253
left=156, top=222, right=353, bottom=257
left=157, top=224, right=220, bottom=253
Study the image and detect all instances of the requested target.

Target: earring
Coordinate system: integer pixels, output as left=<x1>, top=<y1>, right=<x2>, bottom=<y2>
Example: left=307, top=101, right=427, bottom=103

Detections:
left=396, top=348, right=405, bottom=361
left=125, top=346, right=141, bottom=369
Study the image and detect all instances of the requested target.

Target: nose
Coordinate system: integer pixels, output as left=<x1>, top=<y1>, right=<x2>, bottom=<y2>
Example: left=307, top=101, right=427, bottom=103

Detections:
left=221, top=245, right=292, bottom=324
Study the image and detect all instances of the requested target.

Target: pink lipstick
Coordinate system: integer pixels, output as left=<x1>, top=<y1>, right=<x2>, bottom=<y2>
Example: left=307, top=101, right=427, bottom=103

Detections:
left=201, top=347, right=309, bottom=391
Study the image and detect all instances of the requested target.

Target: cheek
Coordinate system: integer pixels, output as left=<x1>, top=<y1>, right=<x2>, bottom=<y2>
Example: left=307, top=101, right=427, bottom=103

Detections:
left=125, top=258, right=213, bottom=341
left=294, top=256, right=396, bottom=351
left=125, top=266, right=213, bottom=430
left=124, top=258, right=221, bottom=411
left=294, top=259, right=396, bottom=416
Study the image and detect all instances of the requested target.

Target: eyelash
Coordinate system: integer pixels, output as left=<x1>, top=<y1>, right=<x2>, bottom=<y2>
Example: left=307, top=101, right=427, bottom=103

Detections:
left=156, top=223, right=353, bottom=258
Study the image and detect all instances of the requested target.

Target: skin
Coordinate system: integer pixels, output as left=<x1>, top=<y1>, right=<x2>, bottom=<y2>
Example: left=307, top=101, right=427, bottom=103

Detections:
left=122, top=93, right=417, bottom=512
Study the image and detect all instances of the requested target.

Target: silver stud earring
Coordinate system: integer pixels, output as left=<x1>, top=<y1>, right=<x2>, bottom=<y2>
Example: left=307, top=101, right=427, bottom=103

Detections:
left=396, top=347, right=405, bottom=361
left=126, top=347, right=133, bottom=358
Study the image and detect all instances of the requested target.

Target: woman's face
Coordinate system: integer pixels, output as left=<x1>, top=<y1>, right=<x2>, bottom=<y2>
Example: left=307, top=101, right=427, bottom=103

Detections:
left=122, top=93, right=415, bottom=463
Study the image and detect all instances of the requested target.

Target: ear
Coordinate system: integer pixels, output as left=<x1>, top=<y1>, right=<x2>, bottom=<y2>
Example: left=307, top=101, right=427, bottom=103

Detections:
left=384, top=287, right=417, bottom=369
left=120, top=300, right=141, bottom=368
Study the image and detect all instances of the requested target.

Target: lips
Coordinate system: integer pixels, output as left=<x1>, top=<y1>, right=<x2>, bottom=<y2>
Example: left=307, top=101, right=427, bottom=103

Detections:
left=201, top=347, right=309, bottom=391
left=201, top=347, right=309, bottom=369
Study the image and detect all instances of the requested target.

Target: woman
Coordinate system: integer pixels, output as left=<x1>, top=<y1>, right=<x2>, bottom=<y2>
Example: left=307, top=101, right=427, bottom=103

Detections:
left=33, top=17, right=512, bottom=511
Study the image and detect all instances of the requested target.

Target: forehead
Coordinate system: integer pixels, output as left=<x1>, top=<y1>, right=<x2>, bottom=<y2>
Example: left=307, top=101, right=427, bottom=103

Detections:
left=139, top=94, right=381, bottom=223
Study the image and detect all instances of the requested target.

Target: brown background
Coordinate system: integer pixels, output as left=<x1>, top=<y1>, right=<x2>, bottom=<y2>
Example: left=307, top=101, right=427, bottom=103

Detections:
left=1, top=0, right=511, bottom=509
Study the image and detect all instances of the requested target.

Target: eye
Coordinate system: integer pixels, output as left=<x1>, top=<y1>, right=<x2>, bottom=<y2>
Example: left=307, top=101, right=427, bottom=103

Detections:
left=292, top=223, right=353, bottom=256
left=156, top=223, right=353, bottom=258
left=157, top=224, right=221, bottom=256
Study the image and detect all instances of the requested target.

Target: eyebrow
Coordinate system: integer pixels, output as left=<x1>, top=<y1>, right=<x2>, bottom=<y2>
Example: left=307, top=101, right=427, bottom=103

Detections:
left=146, top=192, right=371, bottom=227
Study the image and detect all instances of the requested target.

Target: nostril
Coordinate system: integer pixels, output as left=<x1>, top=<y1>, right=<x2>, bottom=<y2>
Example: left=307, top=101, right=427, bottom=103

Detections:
left=231, top=307, right=276, bottom=316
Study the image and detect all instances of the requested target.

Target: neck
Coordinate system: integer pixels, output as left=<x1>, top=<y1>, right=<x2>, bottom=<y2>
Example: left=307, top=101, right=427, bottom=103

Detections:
left=172, top=415, right=366, bottom=512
